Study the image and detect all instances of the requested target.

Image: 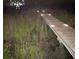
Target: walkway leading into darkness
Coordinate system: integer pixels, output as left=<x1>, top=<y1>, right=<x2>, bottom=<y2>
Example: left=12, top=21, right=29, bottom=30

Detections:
left=41, top=14, right=75, bottom=58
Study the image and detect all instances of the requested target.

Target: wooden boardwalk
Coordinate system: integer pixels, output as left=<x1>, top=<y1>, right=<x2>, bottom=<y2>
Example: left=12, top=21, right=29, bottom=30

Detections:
left=41, top=14, right=75, bottom=58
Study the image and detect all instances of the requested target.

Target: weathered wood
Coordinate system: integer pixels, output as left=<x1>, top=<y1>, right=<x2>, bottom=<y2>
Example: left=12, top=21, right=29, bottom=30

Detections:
left=41, top=14, right=75, bottom=58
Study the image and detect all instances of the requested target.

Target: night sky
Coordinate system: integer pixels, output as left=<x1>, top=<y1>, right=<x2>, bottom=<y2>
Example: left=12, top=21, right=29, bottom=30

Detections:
left=3, top=0, right=75, bottom=13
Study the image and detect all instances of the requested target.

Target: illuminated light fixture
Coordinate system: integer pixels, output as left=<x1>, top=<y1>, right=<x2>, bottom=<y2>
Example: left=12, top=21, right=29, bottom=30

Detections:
left=63, top=24, right=69, bottom=27
left=42, top=10, right=45, bottom=13
left=41, top=14, right=44, bottom=16
left=50, top=25, right=55, bottom=27
left=37, top=10, right=39, bottom=13
left=48, top=13, right=52, bottom=16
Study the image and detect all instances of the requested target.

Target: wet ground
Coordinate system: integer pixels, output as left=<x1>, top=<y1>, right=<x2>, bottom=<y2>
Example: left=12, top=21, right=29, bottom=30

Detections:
left=3, top=9, right=74, bottom=59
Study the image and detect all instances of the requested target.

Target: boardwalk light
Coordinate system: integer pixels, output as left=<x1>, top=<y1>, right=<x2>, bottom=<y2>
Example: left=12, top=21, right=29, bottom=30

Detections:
left=48, top=13, right=52, bottom=16
left=41, top=14, right=44, bottom=16
left=37, top=10, right=39, bottom=13
left=42, top=10, right=45, bottom=13
left=50, top=25, right=55, bottom=27
left=63, top=24, right=69, bottom=27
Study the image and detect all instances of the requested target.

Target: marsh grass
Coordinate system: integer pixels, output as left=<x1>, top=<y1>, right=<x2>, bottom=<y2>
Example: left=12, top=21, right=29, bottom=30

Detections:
left=3, top=12, right=73, bottom=59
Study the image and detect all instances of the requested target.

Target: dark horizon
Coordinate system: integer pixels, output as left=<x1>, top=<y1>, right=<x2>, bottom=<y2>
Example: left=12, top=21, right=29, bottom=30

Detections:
left=3, top=0, right=75, bottom=12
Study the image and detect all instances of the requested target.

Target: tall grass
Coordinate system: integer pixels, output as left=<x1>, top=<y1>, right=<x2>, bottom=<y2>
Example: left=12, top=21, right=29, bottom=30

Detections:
left=3, top=12, right=73, bottom=59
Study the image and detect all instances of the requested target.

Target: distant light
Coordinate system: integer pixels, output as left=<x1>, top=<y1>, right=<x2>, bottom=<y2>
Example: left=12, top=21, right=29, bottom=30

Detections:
left=19, top=3, right=22, bottom=5
left=41, top=14, right=44, bottom=16
left=63, top=24, right=69, bottom=27
left=48, top=13, right=52, bottom=16
left=42, top=10, right=45, bottom=12
left=50, top=25, right=55, bottom=27
left=37, top=10, right=39, bottom=13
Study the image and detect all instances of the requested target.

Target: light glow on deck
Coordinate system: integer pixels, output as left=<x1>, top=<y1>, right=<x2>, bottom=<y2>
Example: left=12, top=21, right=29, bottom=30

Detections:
left=50, top=25, right=55, bottom=27
left=40, top=14, right=44, bottom=16
left=37, top=10, right=40, bottom=13
left=42, top=10, right=45, bottom=13
left=48, top=13, right=52, bottom=16
left=63, top=24, right=69, bottom=27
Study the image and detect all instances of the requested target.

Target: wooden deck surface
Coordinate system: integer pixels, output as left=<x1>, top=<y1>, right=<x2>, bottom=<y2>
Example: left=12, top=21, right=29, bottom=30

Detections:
left=41, top=14, right=75, bottom=58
